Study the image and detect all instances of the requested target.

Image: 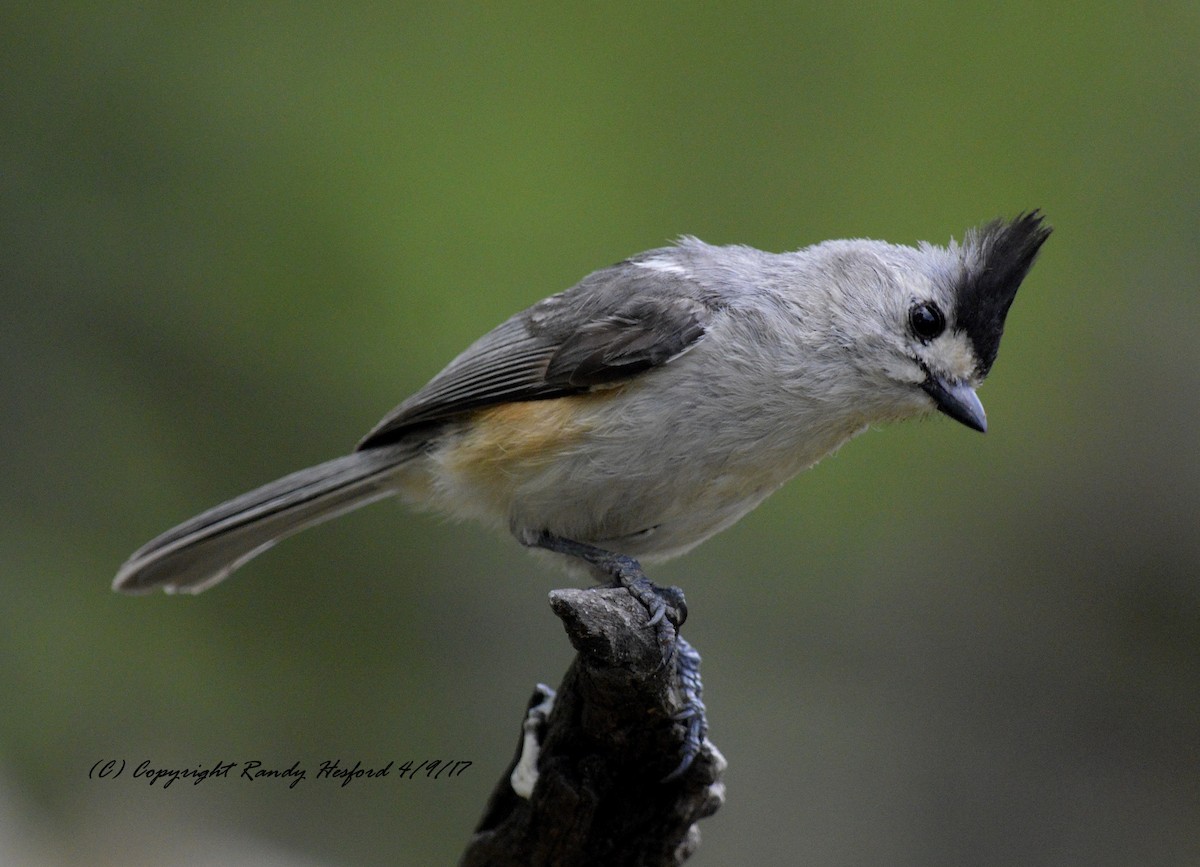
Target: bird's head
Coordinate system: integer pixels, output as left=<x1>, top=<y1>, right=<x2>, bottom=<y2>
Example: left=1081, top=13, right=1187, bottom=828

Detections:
left=818, top=211, right=1051, bottom=432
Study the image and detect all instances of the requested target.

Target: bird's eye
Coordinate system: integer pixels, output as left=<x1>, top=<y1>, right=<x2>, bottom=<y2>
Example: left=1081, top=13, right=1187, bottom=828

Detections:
left=908, top=301, right=946, bottom=342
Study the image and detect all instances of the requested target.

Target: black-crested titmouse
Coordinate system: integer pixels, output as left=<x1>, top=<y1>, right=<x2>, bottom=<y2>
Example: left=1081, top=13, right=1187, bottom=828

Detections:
left=113, top=213, right=1050, bottom=772
left=114, top=212, right=1050, bottom=597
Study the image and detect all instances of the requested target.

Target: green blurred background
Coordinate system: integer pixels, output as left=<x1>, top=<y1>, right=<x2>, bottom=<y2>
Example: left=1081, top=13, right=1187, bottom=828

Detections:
left=3, top=2, right=1198, bottom=865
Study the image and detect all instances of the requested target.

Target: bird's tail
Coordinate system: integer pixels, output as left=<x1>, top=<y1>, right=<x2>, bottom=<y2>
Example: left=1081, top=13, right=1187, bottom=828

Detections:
left=113, top=445, right=418, bottom=595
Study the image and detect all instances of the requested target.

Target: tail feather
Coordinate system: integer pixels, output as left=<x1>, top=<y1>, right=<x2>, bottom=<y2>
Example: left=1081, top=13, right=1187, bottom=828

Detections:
left=113, top=446, right=415, bottom=594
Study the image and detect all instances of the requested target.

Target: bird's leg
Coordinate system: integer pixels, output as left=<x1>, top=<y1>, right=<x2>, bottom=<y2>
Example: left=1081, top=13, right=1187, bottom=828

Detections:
left=520, top=530, right=686, bottom=646
left=520, top=529, right=707, bottom=779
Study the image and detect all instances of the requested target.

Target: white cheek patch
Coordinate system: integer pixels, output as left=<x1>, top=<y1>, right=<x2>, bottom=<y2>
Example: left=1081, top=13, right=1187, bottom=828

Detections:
left=924, top=332, right=979, bottom=381
left=635, top=258, right=691, bottom=277
left=884, top=356, right=927, bottom=386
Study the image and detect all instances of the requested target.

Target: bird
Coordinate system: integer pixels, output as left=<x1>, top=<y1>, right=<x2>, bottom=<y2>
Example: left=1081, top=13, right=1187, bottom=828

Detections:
left=114, top=211, right=1051, bottom=776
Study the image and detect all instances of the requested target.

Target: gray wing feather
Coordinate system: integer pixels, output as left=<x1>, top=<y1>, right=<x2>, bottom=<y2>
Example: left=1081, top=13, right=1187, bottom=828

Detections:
left=544, top=296, right=708, bottom=387
left=357, top=259, right=720, bottom=449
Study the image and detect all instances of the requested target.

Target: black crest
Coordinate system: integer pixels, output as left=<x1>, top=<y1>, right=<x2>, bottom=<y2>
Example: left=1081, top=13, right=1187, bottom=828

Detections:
left=954, top=211, right=1052, bottom=376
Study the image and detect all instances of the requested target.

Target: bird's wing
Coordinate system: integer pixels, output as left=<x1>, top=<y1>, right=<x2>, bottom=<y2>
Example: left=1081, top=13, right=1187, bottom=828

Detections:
left=357, top=260, right=720, bottom=449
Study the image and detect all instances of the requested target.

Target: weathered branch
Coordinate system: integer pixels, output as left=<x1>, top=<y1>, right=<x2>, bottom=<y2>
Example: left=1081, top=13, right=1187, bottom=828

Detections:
left=461, top=587, right=725, bottom=867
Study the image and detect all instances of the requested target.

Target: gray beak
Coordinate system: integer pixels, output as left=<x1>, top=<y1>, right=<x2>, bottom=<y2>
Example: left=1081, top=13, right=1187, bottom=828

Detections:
left=921, top=376, right=987, bottom=433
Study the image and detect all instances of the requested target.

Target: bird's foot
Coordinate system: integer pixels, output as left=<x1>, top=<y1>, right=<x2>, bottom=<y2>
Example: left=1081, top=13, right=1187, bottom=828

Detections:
left=662, top=634, right=707, bottom=781
left=520, top=530, right=685, bottom=651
